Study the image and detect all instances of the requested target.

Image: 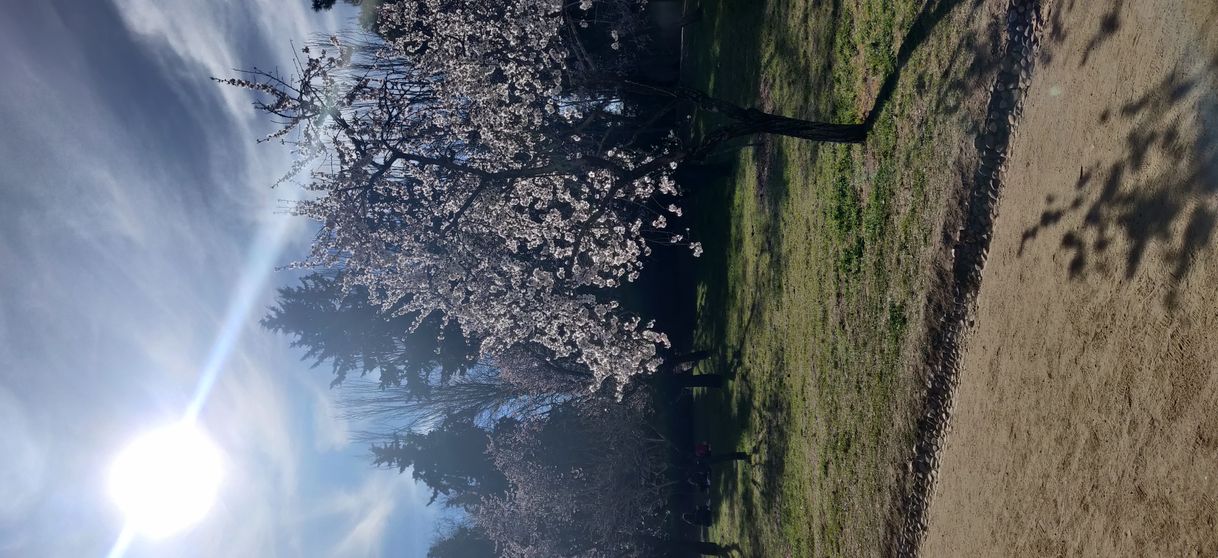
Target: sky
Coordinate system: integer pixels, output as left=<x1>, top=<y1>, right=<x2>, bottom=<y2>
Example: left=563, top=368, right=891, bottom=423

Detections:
left=0, top=1, right=440, bottom=556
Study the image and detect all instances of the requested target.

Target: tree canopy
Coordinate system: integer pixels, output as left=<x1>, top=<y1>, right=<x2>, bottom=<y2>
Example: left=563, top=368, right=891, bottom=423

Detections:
left=241, top=1, right=872, bottom=555
left=476, top=395, right=672, bottom=557
left=231, top=0, right=865, bottom=393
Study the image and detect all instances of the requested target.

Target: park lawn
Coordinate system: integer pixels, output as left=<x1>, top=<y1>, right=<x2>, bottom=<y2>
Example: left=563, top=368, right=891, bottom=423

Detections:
left=682, top=0, right=994, bottom=555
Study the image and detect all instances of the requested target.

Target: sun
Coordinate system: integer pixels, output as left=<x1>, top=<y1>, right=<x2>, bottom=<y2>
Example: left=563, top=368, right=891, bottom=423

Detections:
left=108, top=421, right=224, bottom=539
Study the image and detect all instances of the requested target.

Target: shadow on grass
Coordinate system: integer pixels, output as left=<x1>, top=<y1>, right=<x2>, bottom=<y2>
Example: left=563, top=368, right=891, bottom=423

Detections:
left=680, top=132, right=781, bottom=554
left=680, top=149, right=798, bottom=555
left=864, top=0, right=986, bottom=130
left=928, top=3, right=1003, bottom=120
left=677, top=0, right=1006, bottom=554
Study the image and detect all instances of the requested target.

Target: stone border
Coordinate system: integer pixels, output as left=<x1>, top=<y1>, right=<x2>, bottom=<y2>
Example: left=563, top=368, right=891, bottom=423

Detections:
left=891, top=1, right=1045, bottom=555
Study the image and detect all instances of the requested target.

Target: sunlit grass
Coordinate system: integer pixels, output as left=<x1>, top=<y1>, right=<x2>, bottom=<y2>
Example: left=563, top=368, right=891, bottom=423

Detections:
left=682, top=0, right=986, bottom=554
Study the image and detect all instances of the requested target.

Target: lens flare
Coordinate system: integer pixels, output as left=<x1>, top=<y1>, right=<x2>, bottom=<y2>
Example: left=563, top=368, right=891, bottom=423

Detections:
left=108, top=421, right=224, bottom=539
left=106, top=181, right=297, bottom=558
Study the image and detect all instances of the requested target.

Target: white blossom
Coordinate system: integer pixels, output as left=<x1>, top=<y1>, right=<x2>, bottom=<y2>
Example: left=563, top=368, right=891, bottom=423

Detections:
left=229, top=0, right=687, bottom=394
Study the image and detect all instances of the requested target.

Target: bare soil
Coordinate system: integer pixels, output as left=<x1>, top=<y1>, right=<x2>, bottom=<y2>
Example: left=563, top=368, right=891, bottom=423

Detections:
left=923, top=1, right=1218, bottom=555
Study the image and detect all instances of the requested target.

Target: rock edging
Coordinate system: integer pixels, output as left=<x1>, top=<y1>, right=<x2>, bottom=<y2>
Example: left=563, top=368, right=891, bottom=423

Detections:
left=892, top=1, right=1045, bottom=556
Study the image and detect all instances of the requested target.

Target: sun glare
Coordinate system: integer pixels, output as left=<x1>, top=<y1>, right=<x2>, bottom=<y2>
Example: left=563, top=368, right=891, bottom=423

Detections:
left=108, top=422, right=224, bottom=539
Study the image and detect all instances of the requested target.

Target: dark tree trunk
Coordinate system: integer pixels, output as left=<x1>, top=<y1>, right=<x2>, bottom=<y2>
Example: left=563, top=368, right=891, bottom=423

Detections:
left=620, top=81, right=869, bottom=146
left=677, top=373, right=725, bottom=389
left=675, top=539, right=733, bottom=556
left=647, top=536, right=735, bottom=557
left=724, top=115, right=868, bottom=143
left=670, top=349, right=711, bottom=366
left=705, top=451, right=749, bottom=464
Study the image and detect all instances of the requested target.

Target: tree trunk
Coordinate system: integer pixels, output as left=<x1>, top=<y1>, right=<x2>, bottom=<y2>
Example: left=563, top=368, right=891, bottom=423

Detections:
left=648, top=536, right=735, bottom=557
left=620, top=81, right=868, bottom=145
left=705, top=451, right=749, bottom=464
left=678, top=373, right=725, bottom=389
left=676, top=540, right=733, bottom=556
left=726, top=114, right=868, bottom=143
left=667, top=349, right=711, bottom=373
left=671, top=349, right=711, bottom=363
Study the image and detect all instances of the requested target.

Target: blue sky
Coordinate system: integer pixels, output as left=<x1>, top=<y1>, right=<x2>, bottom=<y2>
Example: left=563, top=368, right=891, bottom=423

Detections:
left=0, top=1, right=439, bottom=556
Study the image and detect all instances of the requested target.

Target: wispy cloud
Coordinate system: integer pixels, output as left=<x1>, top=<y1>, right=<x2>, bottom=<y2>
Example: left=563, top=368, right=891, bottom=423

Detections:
left=326, top=471, right=439, bottom=558
left=309, top=380, right=354, bottom=452
left=111, top=0, right=343, bottom=217
left=0, top=385, right=45, bottom=523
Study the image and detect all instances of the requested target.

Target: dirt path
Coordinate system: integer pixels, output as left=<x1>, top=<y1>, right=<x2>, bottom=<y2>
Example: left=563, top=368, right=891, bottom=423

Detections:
left=923, top=1, right=1218, bottom=555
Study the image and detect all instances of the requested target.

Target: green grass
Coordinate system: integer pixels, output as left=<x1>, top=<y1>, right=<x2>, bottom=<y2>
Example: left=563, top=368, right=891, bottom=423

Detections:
left=680, top=0, right=991, bottom=555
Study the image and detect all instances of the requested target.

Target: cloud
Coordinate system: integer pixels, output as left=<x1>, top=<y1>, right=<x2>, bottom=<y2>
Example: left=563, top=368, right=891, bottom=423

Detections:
left=333, top=492, right=398, bottom=558
left=0, top=385, right=46, bottom=523
left=309, top=380, right=353, bottom=452
left=110, top=0, right=343, bottom=194
left=111, top=0, right=338, bottom=129
left=212, top=355, right=303, bottom=495
left=326, top=471, right=438, bottom=558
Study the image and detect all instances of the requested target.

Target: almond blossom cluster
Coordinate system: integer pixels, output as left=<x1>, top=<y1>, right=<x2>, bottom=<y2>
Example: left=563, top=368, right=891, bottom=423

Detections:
left=230, top=0, right=692, bottom=393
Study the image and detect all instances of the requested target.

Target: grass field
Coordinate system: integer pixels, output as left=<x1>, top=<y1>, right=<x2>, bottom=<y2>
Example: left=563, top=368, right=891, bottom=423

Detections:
left=680, top=0, right=999, bottom=554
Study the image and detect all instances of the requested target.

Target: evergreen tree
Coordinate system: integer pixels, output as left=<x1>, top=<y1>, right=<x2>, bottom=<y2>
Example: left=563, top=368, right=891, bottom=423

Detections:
left=263, top=273, right=478, bottom=392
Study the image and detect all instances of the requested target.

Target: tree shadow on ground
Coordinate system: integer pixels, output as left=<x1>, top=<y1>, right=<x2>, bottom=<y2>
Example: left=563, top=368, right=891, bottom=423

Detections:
left=681, top=0, right=1050, bottom=553
left=1017, top=57, right=1218, bottom=309
left=686, top=191, right=791, bottom=552
left=1078, top=0, right=1125, bottom=67
left=926, top=3, right=1002, bottom=120
left=748, top=0, right=986, bottom=226
left=865, top=0, right=986, bottom=130
left=1038, top=0, right=1132, bottom=68
left=1038, top=0, right=1077, bottom=67
left=704, top=300, right=776, bottom=551
left=678, top=140, right=777, bottom=550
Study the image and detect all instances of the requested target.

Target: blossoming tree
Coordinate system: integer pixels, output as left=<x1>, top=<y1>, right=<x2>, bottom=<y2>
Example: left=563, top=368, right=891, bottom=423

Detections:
left=476, top=396, right=671, bottom=557
left=230, top=0, right=867, bottom=393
